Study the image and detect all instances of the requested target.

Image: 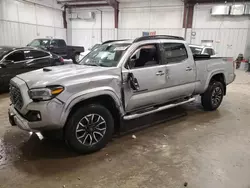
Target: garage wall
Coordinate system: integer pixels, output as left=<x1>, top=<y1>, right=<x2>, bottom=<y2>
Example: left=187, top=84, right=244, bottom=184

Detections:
left=191, top=4, right=250, bottom=57
left=118, top=0, right=184, bottom=39
left=0, top=0, right=66, bottom=47
left=68, top=8, right=115, bottom=49
left=68, top=0, right=184, bottom=49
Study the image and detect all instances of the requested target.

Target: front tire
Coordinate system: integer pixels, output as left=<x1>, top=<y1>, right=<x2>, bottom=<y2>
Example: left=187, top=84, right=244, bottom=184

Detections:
left=201, top=80, right=224, bottom=111
left=64, top=104, right=114, bottom=154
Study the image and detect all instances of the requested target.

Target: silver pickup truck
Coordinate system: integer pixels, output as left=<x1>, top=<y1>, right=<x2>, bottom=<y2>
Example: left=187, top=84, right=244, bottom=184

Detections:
left=8, top=35, right=235, bottom=154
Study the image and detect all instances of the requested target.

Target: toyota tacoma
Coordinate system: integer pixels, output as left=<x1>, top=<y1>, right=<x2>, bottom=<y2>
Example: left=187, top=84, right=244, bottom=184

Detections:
left=9, top=35, right=235, bottom=154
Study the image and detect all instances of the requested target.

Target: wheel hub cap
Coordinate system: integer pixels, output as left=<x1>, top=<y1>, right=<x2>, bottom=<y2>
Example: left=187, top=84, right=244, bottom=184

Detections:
left=75, top=114, right=107, bottom=146
left=211, top=86, right=222, bottom=106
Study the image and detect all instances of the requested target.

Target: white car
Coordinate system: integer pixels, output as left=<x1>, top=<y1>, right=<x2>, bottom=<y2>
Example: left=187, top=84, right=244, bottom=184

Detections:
left=189, top=44, right=217, bottom=57
left=79, top=44, right=101, bottom=61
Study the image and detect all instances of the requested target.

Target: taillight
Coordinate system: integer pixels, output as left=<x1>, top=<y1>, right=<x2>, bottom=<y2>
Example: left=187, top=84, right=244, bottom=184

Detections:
left=59, top=57, right=64, bottom=63
left=241, top=59, right=248, bottom=63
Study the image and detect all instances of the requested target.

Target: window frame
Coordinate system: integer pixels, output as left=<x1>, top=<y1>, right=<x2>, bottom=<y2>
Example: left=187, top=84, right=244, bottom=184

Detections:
left=57, top=39, right=67, bottom=47
left=50, top=40, right=59, bottom=47
left=24, top=50, right=50, bottom=60
left=124, top=43, right=162, bottom=70
left=160, top=42, right=189, bottom=65
left=4, top=50, right=26, bottom=62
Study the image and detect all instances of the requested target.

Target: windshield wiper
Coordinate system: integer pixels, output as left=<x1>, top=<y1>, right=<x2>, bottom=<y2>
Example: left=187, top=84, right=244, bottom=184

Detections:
left=83, top=60, right=100, bottom=66
left=84, top=63, right=98, bottom=66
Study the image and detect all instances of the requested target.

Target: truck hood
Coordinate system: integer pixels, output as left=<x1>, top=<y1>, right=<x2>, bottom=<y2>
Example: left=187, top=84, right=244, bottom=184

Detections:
left=16, top=64, right=117, bottom=88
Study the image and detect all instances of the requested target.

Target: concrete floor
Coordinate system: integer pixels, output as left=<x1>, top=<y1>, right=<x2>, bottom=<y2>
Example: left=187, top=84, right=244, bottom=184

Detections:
left=0, top=70, right=250, bottom=188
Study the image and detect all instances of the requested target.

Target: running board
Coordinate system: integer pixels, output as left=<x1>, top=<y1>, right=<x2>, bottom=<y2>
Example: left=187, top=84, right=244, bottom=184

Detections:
left=123, top=97, right=195, bottom=120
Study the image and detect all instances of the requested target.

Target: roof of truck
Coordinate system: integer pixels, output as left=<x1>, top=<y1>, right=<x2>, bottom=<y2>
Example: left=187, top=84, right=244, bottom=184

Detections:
left=103, top=35, right=185, bottom=45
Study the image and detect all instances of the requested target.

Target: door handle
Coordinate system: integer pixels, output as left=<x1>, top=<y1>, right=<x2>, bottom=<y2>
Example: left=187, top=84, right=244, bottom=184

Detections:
left=186, top=67, right=192, bottom=71
left=156, top=71, right=165, bottom=76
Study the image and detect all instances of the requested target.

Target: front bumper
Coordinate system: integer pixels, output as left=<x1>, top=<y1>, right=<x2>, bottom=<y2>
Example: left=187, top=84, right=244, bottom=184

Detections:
left=8, top=99, right=65, bottom=132
left=9, top=105, right=32, bottom=131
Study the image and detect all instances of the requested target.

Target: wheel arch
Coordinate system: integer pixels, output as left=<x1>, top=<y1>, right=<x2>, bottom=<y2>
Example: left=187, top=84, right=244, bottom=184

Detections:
left=205, top=72, right=226, bottom=95
left=61, top=92, right=124, bottom=134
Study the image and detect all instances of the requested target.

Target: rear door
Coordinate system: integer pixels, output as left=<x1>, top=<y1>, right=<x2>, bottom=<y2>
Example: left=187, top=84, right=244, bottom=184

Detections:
left=24, top=50, right=51, bottom=70
left=50, top=39, right=67, bottom=58
left=160, top=42, right=196, bottom=101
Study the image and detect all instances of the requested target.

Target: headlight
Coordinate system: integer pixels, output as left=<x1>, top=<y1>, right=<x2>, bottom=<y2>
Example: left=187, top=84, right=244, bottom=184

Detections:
left=29, top=86, right=64, bottom=101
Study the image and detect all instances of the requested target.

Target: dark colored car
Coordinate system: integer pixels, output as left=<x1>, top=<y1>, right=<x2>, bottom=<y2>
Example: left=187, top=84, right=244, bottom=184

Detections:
left=0, top=46, right=64, bottom=91
left=27, top=38, right=85, bottom=63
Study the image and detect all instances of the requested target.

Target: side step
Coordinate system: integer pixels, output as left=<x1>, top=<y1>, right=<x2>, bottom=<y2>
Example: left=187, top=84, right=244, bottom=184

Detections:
left=123, top=97, right=195, bottom=120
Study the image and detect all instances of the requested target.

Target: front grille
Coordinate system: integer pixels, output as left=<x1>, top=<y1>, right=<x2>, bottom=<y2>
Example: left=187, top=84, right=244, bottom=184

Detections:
left=9, top=84, right=23, bottom=110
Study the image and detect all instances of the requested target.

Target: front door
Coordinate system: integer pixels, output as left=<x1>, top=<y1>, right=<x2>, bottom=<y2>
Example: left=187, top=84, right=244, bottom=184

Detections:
left=122, top=43, right=168, bottom=112
left=160, top=42, right=196, bottom=101
left=0, top=50, right=27, bottom=89
left=50, top=40, right=67, bottom=58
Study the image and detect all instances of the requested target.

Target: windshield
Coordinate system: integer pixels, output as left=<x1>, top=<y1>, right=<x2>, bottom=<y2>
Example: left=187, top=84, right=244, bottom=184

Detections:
left=79, top=43, right=131, bottom=67
left=91, top=44, right=101, bottom=51
left=190, top=46, right=202, bottom=55
left=28, top=39, right=50, bottom=48
left=0, top=48, right=11, bottom=60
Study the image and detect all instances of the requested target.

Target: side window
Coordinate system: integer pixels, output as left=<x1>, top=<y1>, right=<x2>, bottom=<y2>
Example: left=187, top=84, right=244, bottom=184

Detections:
left=58, top=40, right=66, bottom=47
left=24, top=50, right=50, bottom=59
left=162, top=43, right=188, bottom=64
left=51, top=40, right=59, bottom=47
left=204, top=48, right=214, bottom=55
left=203, top=48, right=209, bottom=55
left=5, top=51, right=25, bottom=62
left=128, top=44, right=159, bottom=69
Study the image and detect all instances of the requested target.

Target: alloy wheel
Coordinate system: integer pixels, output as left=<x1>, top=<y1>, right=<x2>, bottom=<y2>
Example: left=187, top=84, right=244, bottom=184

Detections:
left=75, top=114, right=107, bottom=146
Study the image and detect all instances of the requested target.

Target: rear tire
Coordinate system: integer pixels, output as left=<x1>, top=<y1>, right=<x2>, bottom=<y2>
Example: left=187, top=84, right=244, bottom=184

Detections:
left=201, top=80, right=224, bottom=111
left=72, top=53, right=80, bottom=64
left=64, top=104, right=114, bottom=154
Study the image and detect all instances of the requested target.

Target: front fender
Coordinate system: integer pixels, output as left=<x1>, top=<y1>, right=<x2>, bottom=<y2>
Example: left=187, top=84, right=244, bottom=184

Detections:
left=59, top=87, right=124, bottom=126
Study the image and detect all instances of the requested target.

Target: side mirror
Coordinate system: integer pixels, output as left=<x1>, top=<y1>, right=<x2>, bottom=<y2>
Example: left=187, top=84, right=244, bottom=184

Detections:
left=0, top=60, right=14, bottom=68
left=49, top=45, right=54, bottom=49
left=127, top=72, right=140, bottom=91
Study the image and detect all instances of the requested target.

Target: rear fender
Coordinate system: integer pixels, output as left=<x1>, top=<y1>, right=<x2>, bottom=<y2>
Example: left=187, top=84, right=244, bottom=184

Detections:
left=203, top=70, right=226, bottom=93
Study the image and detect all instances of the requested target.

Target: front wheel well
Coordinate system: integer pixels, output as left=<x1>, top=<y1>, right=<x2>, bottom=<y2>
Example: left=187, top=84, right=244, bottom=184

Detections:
left=65, top=95, right=121, bottom=133
left=210, top=73, right=226, bottom=95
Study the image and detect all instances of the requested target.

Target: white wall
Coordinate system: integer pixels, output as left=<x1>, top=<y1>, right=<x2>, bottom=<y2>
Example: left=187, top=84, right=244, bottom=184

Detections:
left=68, top=0, right=184, bottom=49
left=68, top=7, right=115, bottom=49
left=118, top=0, right=184, bottom=39
left=0, top=0, right=66, bottom=46
left=191, top=4, right=250, bottom=57
left=67, top=1, right=250, bottom=58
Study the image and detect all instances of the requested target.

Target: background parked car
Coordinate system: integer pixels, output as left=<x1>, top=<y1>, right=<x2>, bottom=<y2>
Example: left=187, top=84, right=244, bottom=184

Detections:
left=0, top=46, right=64, bottom=91
left=27, top=38, right=85, bottom=63
left=189, top=44, right=217, bottom=57
left=79, top=43, right=101, bottom=62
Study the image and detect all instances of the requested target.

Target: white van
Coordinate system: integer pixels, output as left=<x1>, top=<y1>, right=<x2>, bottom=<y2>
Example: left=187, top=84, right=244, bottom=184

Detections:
left=189, top=44, right=217, bottom=57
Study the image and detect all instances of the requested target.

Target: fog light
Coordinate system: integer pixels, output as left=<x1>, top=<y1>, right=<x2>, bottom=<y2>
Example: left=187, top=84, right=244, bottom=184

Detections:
left=25, top=111, right=42, bottom=122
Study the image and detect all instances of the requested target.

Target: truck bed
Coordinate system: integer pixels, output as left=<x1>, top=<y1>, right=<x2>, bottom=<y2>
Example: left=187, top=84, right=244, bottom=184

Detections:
left=194, top=56, right=235, bottom=94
